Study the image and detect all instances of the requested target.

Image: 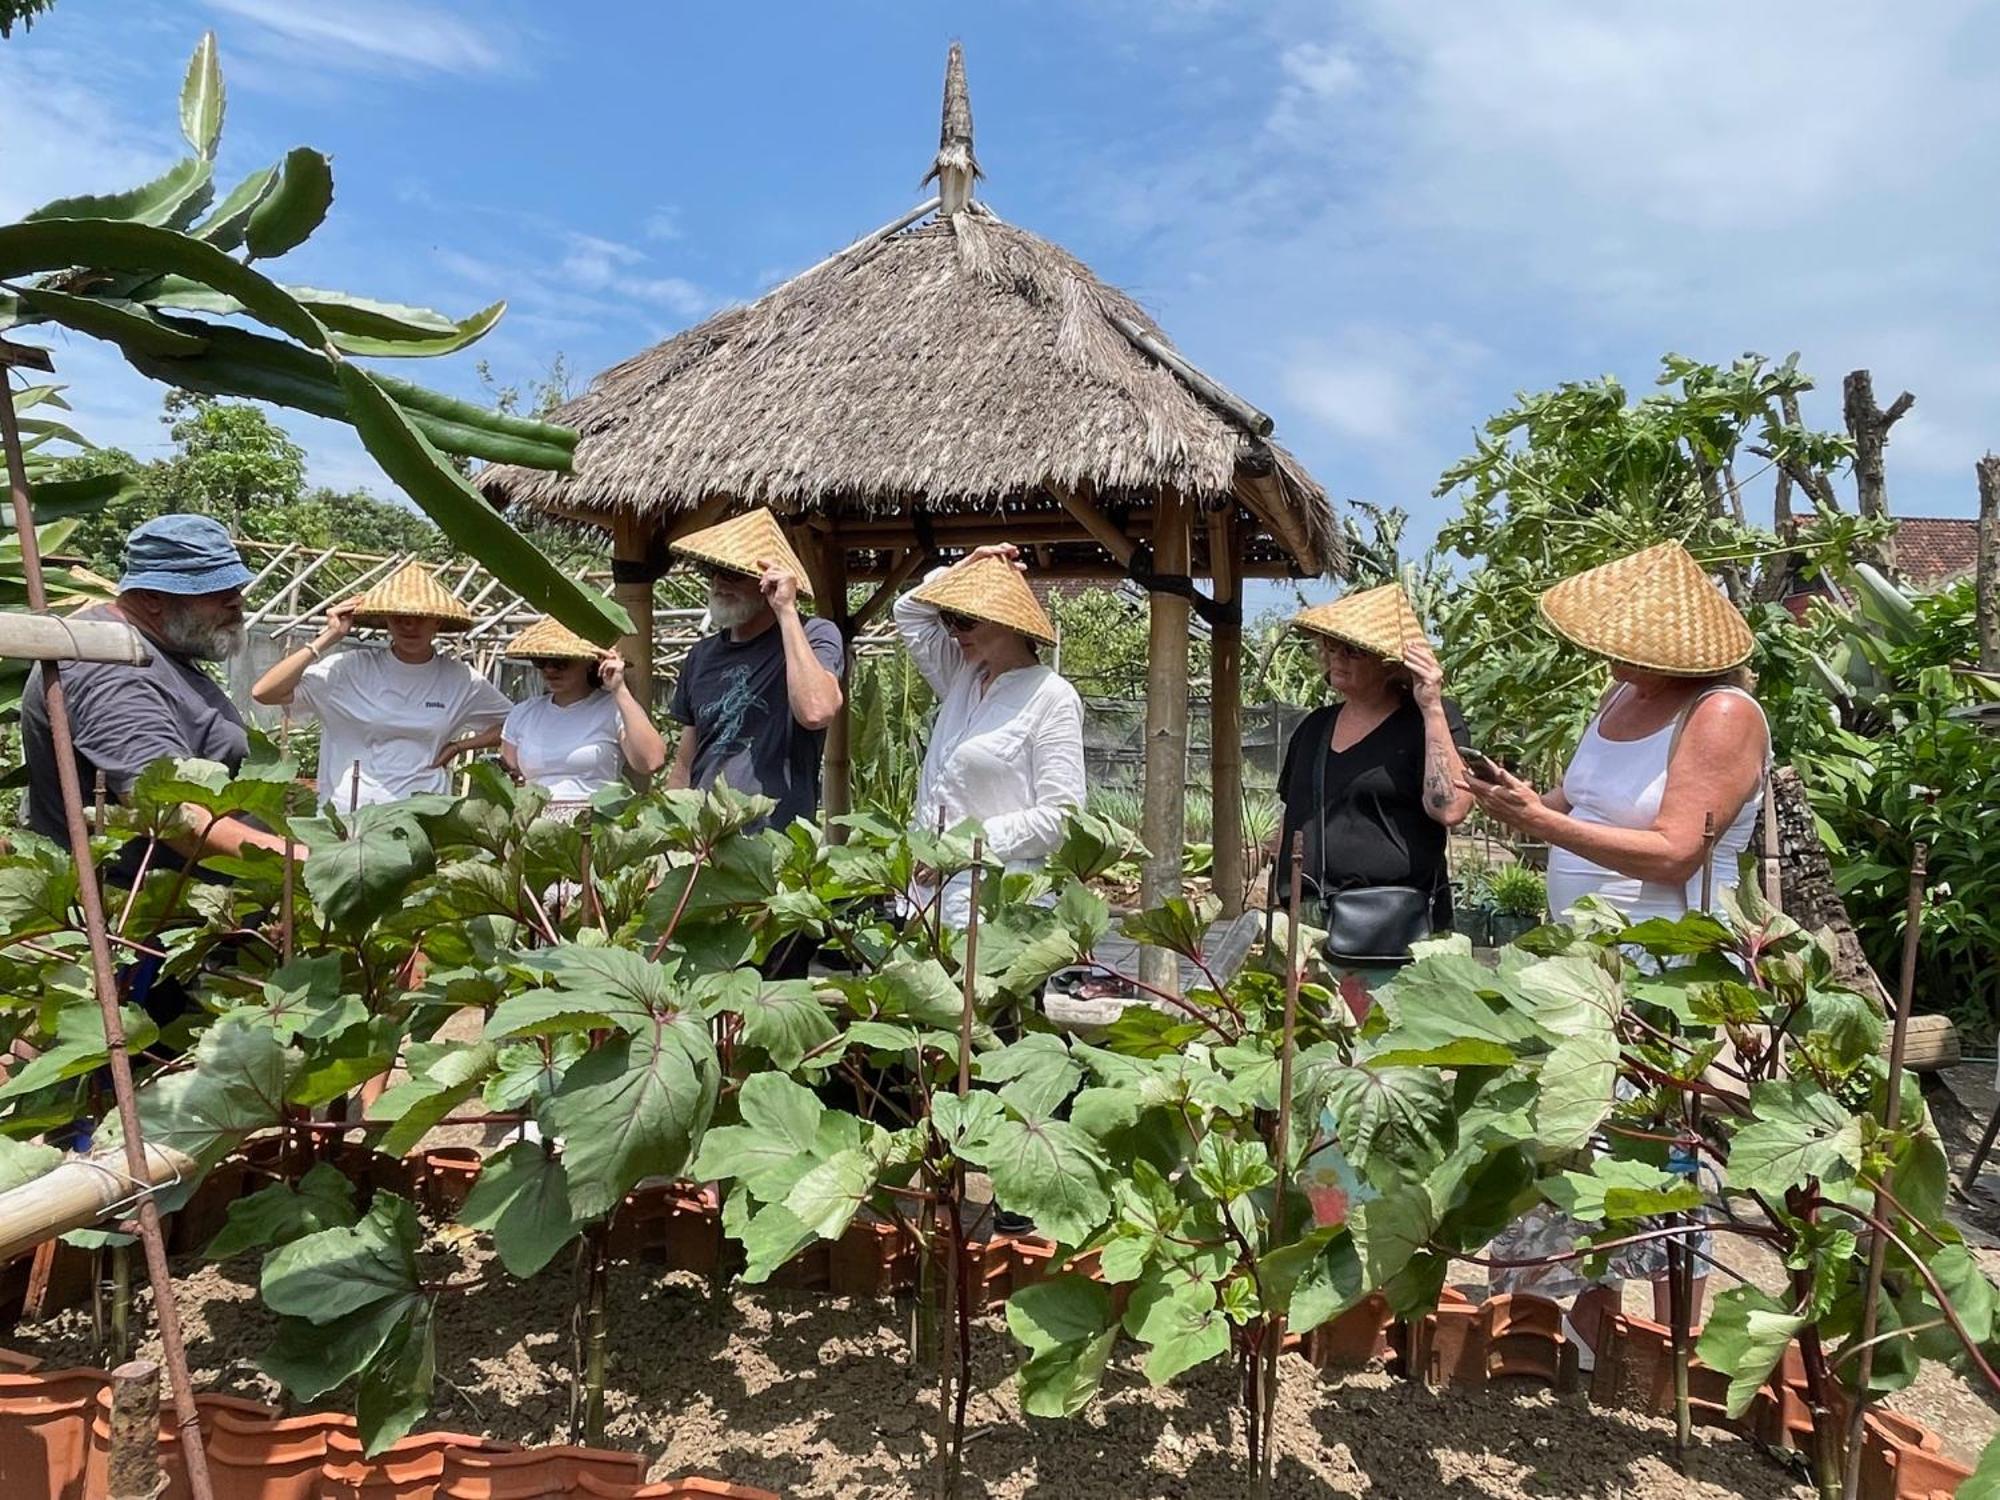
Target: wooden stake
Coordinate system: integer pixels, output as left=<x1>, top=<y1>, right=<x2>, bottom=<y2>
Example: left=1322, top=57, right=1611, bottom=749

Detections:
left=1977, top=454, right=1999, bottom=673
left=0, top=362, right=215, bottom=1500
left=1257, top=832, right=1307, bottom=1494
left=1841, top=844, right=1930, bottom=1499
left=943, top=839, right=982, bottom=1500
left=106, top=1359, right=162, bottom=1500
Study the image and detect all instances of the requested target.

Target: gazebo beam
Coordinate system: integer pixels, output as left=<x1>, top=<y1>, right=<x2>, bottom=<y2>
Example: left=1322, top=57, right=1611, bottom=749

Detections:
left=1235, top=470, right=1317, bottom=579
left=1209, top=504, right=1246, bottom=918
left=1138, top=490, right=1191, bottom=989
left=1049, top=483, right=1139, bottom=566
left=853, top=546, right=930, bottom=629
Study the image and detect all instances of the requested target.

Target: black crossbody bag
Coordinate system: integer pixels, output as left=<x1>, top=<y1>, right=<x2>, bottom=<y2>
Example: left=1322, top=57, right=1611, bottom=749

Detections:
left=1296, top=709, right=1441, bottom=966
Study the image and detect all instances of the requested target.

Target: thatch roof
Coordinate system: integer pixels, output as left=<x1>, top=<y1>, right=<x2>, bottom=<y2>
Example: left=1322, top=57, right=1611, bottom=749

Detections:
left=480, top=51, right=1339, bottom=580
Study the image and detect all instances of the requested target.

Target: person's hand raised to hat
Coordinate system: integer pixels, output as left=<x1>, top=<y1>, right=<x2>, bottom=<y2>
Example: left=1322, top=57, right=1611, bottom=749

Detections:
left=596, top=648, right=627, bottom=692
left=314, top=596, right=361, bottom=651
left=965, top=543, right=1027, bottom=575
left=755, top=558, right=801, bottom=613
left=1403, top=640, right=1446, bottom=711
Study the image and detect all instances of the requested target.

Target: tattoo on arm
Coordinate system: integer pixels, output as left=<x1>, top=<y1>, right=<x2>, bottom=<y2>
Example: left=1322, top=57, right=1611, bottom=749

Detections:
left=1423, top=746, right=1452, bottom=813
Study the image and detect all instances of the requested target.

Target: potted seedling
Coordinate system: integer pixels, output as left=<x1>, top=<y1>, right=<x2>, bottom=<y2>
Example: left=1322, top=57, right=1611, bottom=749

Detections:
left=1451, top=861, right=1495, bottom=947
left=1486, top=864, right=1547, bottom=946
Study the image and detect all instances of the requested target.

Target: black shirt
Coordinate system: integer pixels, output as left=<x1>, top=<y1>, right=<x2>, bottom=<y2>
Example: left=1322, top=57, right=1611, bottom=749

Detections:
left=1277, top=696, right=1469, bottom=917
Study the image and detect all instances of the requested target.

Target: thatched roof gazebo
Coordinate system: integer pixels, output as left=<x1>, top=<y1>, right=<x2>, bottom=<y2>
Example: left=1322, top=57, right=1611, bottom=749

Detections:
left=481, top=45, right=1341, bottom=970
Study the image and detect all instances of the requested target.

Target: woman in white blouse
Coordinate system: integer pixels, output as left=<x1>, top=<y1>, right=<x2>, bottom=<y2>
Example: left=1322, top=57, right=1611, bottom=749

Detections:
left=500, top=616, right=666, bottom=809
left=894, top=544, right=1086, bottom=927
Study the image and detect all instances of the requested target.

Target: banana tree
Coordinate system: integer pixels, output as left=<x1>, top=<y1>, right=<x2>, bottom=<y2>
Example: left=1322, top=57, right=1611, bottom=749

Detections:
left=0, top=33, right=625, bottom=644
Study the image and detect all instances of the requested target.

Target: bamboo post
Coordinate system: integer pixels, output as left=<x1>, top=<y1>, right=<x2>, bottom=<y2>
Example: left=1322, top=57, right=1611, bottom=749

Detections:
left=1977, top=455, right=1998, bottom=673
left=1841, top=844, right=1930, bottom=1499
left=0, top=360, right=215, bottom=1500
left=1139, top=491, right=1192, bottom=990
left=0, top=1143, right=201, bottom=1261
left=0, top=614, right=150, bottom=665
left=1208, top=506, right=1245, bottom=918
left=943, top=839, right=982, bottom=1500
left=610, top=514, right=659, bottom=712
left=106, top=1359, right=162, bottom=1500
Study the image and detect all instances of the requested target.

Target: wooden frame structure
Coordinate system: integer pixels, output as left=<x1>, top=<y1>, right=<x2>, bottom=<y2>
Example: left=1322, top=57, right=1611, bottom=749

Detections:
left=481, top=47, right=1342, bottom=979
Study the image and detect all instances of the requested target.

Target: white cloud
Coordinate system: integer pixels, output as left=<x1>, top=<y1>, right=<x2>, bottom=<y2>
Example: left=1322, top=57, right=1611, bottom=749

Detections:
left=0, top=48, right=170, bottom=222
left=204, top=0, right=513, bottom=75
left=1284, top=326, right=1487, bottom=447
left=644, top=208, right=683, bottom=242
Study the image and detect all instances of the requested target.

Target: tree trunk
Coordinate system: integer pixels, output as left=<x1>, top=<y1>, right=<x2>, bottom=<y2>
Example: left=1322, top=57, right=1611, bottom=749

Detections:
left=1842, top=370, right=1914, bottom=573
left=1977, top=454, right=1999, bottom=673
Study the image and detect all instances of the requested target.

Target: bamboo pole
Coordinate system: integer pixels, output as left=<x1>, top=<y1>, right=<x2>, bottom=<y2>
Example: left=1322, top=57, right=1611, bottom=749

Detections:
left=0, top=362, right=215, bottom=1500
left=1209, top=506, right=1245, bottom=918
left=0, top=1143, right=203, bottom=1262
left=1256, top=833, right=1307, bottom=1494
left=1841, top=844, right=1931, bottom=1499
left=0, top=613, right=150, bottom=664
left=1138, top=491, right=1192, bottom=990
left=1047, top=483, right=1138, bottom=565
left=610, top=514, right=659, bottom=711
left=944, top=839, right=982, bottom=1500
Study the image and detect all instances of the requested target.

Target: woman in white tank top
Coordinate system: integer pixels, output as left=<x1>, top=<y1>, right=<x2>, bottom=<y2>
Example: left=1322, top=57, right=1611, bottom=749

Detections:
left=1463, top=543, right=1769, bottom=921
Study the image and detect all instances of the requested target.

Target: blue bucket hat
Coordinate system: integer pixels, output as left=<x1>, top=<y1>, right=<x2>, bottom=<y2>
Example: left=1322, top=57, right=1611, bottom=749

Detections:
left=117, top=515, right=255, bottom=596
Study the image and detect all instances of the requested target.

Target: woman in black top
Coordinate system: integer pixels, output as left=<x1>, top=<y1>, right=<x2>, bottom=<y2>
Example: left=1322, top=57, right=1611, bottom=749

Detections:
left=1277, top=584, right=1474, bottom=1012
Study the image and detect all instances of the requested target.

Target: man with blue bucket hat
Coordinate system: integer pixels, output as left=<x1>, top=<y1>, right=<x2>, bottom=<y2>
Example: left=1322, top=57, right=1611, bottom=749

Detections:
left=21, top=514, right=290, bottom=876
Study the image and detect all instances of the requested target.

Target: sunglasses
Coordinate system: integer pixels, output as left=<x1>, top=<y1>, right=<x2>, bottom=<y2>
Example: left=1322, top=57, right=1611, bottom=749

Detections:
left=529, top=657, right=575, bottom=671
left=939, top=611, right=980, bottom=634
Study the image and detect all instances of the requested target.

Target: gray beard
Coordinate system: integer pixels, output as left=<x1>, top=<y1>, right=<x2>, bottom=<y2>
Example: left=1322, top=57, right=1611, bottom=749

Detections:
left=156, top=608, right=246, bottom=661
left=707, top=587, right=761, bottom=630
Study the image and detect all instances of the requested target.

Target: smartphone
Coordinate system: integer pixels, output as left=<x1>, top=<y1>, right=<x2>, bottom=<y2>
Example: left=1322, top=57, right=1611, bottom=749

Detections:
left=1461, top=748, right=1505, bottom=783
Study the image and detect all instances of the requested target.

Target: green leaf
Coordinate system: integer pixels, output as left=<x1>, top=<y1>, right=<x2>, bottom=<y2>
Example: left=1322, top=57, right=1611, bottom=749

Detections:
left=482, top=1035, right=585, bottom=1112
left=1725, top=1080, right=1864, bottom=1196
left=369, top=1042, right=497, bottom=1160
left=782, top=1148, right=879, bottom=1240
left=961, top=1114, right=1110, bottom=1246
left=262, top=1192, right=422, bottom=1325
left=321, top=295, right=505, bottom=358
left=207, top=1162, right=358, bottom=1259
left=1287, top=1233, right=1366, bottom=1333
left=355, top=1299, right=436, bottom=1456
left=1960, top=1432, right=2000, bottom=1500
left=188, top=165, right=279, bottom=251
left=117, top=1017, right=297, bottom=1172
left=0, top=999, right=158, bottom=1101
left=1125, top=1275, right=1229, bottom=1384
left=1801, top=986, right=1884, bottom=1068
left=929, top=1090, right=1005, bottom=1156
left=240, top=955, right=364, bottom=1043
left=689, top=1072, right=832, bottom=1197
left=710, top=977, right=835, bottom=1070
left=245, top=147, right=333, bottom=260
left=1375, top=953, right=1539, bottom=1057
left=180, top=32, right=225, bottom=158
left=1316, top=1061, right=1451, bottom=1174
left=1695, top=1285, right=1808, bottom=1419
left=0, top=219, right=325, bottom=345
left=16, top=288, right=208, bottom=357
left=26, top=156, right=214, bottom=228
left=1019, top=1329, right=1117, bottom=1419
left=1191, top=1132, right=1275, bottom=1204
left=1119, top=896, right=1217, bottom=962
left=298, top=806, right=436, bottom=936
left=545, top=1020, right=719, bottom=1219
left=1349, top=1184, right=1436, bottom=1295
left=874, top=957, right=964, bottom=1028
left=737, top=1201, right=816, bottom=1283
left=1008, top=1276, right=1118, bottom=1418
left=0, top=1137, right=61, bottom=1193
left=336, top=364, right=631, bottom=647
left=976, top=1034, right=1083, bottom=1118
left=262, top=1298, right=407, bottom=1401
left=1531, top=1029, right=1619, bottom=1153
left=456, top=1142, right=577, bottom=1278
left=1544, top=1158, right=1701, bottom=1224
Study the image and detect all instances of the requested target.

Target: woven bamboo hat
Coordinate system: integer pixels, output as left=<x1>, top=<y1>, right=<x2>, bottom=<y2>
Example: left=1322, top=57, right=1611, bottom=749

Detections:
left=1292, top=582, right=1426, bottom=661
left=1538, top=542, right=1754, bottom=676
left=352, top=563, right=473, bottom=632
left=909, top=556, right=1058, bottom=647
left=504, top=616, right=600, bottom=661
left=669, top=508, right=814, bottom=598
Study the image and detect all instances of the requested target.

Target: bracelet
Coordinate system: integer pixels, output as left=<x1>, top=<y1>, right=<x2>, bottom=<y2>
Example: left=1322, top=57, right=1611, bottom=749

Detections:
left=301, top=641, right=323, bottom=661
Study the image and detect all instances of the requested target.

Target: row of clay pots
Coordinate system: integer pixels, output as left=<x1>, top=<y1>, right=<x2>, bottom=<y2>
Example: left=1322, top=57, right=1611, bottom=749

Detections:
left=0, top=1355, right=776, bottom=1500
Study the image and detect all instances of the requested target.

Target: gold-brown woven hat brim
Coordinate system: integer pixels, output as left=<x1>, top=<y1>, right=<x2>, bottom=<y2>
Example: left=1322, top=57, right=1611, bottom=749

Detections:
left=669, top=508, right=815, bottom=599
left=352, top=563, right=474, bottom=631
left=505, top=615, right=600, bottom=661
left=1291, top=582, right=1427, bottom=661
left=910, top=556, right=1058, bottom=646
left=1538, top=541, right=1754, bottom=676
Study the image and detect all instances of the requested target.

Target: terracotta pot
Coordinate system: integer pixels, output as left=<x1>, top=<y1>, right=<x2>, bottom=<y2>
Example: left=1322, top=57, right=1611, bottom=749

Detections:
left=1304, top=1294, right=1393, bottom=1370
left=0, top=1346, right=43, bottom=1371
left=0, top=1366, right=106, bottom=1500
left=659, top=1192, right=724, bottom=1276
left=169, top=1157, right=253, bottom=1254
left=1861, top=1409, right=1972, bottom=1500
left=1410, top=1300, right=1484, bottom=1389
left=829, top=1217, right=915, bottom=1298
left=319, top=1428, right=509, bottom=1500
left=768, top=1239, right=831, bottom=1292
left=419, top=1148, right=485, bottom=1217
left=82, top=1390, right=275, bottom=1500
left=437, top=1443, right=644, bottom=1499
left=1482, top=1292, right=1570, bottom=1388
left=206, top=1406, right=350, bottom=1500
left=575, top=1475, right=782, bottom=1500
left=1007, top=1238, right=1057, bottom=1290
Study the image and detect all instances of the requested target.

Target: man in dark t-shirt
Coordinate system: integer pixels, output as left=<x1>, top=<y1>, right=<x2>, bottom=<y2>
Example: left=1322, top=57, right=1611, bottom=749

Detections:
left=663, top=509, right=847, bottom=834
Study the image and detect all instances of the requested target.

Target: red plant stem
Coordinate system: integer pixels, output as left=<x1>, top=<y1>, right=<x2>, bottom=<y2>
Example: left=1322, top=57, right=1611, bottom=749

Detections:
left=1462, top=1220, right=1782, bottom=1270
left=113, top=836, right=159, bottom=935
left=1619, top=1054, right=1753, bottom=1114
left=1083, top=960, right=1236, bottom=1040
left=0, top=367, right=215, bottom=1500
left=647, top=842, right=710, bottom=960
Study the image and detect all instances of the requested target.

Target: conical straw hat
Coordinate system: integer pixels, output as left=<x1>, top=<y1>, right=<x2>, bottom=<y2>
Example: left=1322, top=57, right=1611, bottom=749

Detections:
left=1538, top=542, right=1753, bottom=676
left=669, top=508, right=814, bottom=598
left=352, top=562, right=473, bottom=631
left=505, top=615, right=600, bottom=661
left=910, top=556, right=1057, bottom=646
left=1291, top=582, right=1426, bottom=661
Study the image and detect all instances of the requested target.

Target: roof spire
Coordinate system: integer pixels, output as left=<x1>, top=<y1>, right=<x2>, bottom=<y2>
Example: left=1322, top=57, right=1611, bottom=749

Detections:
left=924, top=41, right=981, bottom=215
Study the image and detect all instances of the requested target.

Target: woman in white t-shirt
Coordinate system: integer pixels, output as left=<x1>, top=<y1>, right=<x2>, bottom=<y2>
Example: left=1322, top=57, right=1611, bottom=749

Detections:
left=252, top=563, right=513, bottom=812
left=500, top=616, right=666, bottom=810
left=893, top=544, right=1085, bottom=928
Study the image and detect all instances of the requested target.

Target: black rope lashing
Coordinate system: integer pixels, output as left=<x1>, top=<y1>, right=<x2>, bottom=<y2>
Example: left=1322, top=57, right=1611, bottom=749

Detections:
left=1124, top=545, right=1240, bottom=628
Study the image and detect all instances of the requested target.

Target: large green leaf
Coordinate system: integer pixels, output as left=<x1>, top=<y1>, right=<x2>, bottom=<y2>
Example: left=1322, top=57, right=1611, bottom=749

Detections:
left=188, top=165, right=279, bottom=251
left=262, top=1192, right=422, bottom=1325
left=0, top=999, right=158, bottom=1101
left=322, top=296, right=504, bottom=358
left=1124, top=1274, right=1229, bottom=1385
left=369, top=1042, right=498, bottom=1159
left=245, top=147, right=333, bottom=260
left=708, top=977, right=835, bottom=1070
left=1695, top=1285, right=1808, bottom=1418
left=16, top=288, right=207, bottom=357
left=118, top=1017, right=298, bottom=1171
left=781, top=1147, right=879, bottom=1240
left=1315, top=1061, right=1451, bottom=1174
left=961, top=1114, right=1110, bottom=1246
left=1375, top=953, right=1539, bottom=1057
left=235, top=955, right=364, bottom=1043
left=0, top=1137, right=61, bottom=1194
left=737, top=1201, right=817, bottom=1283
left=298, top=805, right=436, bottom=936
left=1544, top=1158, right=1701, bottom=1224
left=336, top=364, right=630, bottom=647
left=1724, top=1080, right=1864, bottom=1196
left=1007, top=1275, right=1118, bottom=1417
left=688, top=1071, right=829, bottom=1198
left=355, top=1300, right=436, bottom=1456
left=207, top=1162, right=358, bottom=1259
left=0, top=219, right=325, bottom=345
left=26, top=156, right=214, bottom=228
left=180, top=33, right=225, bottom=159
left=456, top=1141, right=577, bottom=1277
left=873, top=957, right=964, bottom=1027
left=976, top=1033, right=1083, bottom=1118
left=545, top=1020, right=719, bottom=1218
left=1530, top=1029, right=1619, bottom=1153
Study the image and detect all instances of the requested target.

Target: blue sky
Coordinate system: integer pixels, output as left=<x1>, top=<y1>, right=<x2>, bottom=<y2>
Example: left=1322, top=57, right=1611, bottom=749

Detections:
left=5, top=0, right=1997, bottom=612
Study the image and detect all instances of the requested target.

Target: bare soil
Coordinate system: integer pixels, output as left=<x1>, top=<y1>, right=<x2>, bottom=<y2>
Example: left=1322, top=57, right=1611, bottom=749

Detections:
left=11, top=1251, right=1815, bottom=1500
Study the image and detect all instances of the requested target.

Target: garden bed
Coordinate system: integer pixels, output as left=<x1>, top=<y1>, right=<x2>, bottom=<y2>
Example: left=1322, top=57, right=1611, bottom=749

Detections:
left=9, top=1252, right=1814, bottom=1500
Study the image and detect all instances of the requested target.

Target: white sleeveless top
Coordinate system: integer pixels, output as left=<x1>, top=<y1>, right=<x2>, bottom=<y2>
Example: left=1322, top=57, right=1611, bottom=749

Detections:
left=1545, top=686, right=1768, bottom=923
